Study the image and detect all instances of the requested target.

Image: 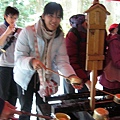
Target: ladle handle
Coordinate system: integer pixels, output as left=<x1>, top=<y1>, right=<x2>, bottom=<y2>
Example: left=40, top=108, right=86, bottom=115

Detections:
left=15, top=111, right=52, bottom=119
left=46, top=68, right=82, bottom=85
left=46, top=68, right=70, bottom=80
left=96, top=89, right=114, bottom=97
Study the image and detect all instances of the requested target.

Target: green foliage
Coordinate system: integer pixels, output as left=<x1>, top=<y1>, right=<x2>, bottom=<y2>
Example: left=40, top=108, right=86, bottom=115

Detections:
left=82, top=0, right=92, bottom=12
left=0, top=0, right=44, bottom=27
left=0, top=0, right=96, bottom=31
left=0, top=0, right=118, bottom=34
left=0, top=0, right=59, bottom=27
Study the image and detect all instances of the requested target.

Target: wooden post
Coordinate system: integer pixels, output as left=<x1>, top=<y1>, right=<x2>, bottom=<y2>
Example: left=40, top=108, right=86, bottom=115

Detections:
left=84, top=1, right=110, bottom=110
left=93, top=0, right=99, bottom=4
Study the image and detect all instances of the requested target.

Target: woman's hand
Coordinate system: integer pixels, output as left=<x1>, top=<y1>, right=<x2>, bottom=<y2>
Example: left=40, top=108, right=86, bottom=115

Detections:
left=85, top=80, right=91, bottom=91
left=5, top=24, right=16, bottom=36
left=31, top=58, right=46, bottom=70
left=68, top=75, right=83, bottom=90
left=0, top=101, right=18, bottom=119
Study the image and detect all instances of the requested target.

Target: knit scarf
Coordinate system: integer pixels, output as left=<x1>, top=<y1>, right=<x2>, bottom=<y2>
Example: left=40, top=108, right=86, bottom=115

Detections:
left=35, top=18, right=56, bottom=82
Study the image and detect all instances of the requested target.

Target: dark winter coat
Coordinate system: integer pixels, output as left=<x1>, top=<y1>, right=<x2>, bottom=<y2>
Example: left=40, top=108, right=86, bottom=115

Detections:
left=65, top=30, right=89, bottom=83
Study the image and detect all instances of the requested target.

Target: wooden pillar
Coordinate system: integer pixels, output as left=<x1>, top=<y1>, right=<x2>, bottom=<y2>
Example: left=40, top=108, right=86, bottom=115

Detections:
left=84, top=1, right=110, bottom=110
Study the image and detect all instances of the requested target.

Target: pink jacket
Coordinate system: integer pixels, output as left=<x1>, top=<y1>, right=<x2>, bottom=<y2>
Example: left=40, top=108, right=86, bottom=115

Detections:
left=99, top=34, right=120, bottom=89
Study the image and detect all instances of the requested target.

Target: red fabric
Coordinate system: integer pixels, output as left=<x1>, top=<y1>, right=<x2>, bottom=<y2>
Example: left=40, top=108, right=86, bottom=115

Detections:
left=99, top=34, right=120, bottom=89
left=65, top=30, right=89, bottom=83
left=39, top=79, right=58, bottom=97
left=109, top=23, right=118, bottom=32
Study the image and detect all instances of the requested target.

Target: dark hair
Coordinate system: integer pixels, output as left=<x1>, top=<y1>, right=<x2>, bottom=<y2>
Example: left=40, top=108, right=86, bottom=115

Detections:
left=43, top=2, right=63, bottom=19
left=109, top=28, right=114, bottom=33
left=4, top=6, right=19, bottom=16
left=43, top=2, right=63, bottom=38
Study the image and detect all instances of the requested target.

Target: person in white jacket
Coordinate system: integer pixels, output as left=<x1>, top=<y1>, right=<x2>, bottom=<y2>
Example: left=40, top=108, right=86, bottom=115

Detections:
left=14, top=2, right=83, bottom=120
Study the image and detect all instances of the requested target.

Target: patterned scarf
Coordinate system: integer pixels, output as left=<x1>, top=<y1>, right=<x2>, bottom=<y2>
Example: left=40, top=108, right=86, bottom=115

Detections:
left=34, top=18, right=56, bottom=81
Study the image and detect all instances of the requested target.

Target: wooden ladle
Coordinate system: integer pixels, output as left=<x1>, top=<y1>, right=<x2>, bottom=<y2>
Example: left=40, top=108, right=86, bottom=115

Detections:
left=93, top=108, right=109, bottom=120
left=55, top=113, right=71, bottom=120
left=46, top=68, right=82, bottom=85
left=96, top=89, right=120, bottom=104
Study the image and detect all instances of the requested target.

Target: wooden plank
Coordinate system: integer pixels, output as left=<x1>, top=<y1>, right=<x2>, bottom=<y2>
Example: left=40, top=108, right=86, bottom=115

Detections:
left=94, top=30, right=99, bottom=54
left=90, top=61, right=98, bottom=110
left=86, top=30, right=105, bottom=55
left=86, top=61, right=103, bottom=70
left=98, top=30, right=105, bottom=54
left=88, top=24, right=105, bottom=29
left=88, top=9, right=107, bottom=25
left=85, top=2, right=109, bottom=111
left=87, top=55, right=104, bottom=61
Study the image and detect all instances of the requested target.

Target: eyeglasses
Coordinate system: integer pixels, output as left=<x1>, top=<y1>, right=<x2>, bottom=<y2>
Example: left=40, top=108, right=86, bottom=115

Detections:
left=7, top=15, right=18, bottom=20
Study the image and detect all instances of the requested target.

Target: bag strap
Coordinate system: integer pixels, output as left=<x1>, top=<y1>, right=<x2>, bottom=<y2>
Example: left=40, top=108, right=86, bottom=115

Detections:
left=0, top=28, right=18, bottom=55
